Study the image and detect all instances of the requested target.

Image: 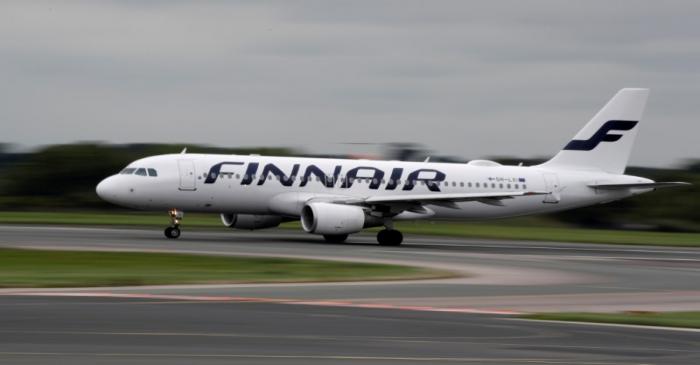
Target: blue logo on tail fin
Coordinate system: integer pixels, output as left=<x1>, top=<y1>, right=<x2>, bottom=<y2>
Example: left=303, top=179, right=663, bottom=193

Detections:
left=563, top=120, right=638, bottom=151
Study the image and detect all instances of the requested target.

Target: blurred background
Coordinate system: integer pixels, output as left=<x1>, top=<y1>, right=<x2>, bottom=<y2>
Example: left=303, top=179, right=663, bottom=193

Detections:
left=0, top=1, right=698, bottom=236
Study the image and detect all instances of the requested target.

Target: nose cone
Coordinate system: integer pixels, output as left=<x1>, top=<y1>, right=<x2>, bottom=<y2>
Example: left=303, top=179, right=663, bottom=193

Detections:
left=96, top=176, right=118, bottom=203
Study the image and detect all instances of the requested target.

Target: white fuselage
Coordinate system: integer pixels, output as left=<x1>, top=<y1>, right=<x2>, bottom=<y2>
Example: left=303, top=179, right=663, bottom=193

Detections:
left=96, top=153, right=652, bottom=220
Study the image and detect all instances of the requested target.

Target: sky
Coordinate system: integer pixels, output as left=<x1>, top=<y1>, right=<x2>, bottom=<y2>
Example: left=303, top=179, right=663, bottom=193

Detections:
left=1, top=0, right=698, bottom=167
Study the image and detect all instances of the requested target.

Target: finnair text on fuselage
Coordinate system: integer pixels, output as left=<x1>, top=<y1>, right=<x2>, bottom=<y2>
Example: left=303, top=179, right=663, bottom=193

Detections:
left=204, top=161, right=464, bottom=192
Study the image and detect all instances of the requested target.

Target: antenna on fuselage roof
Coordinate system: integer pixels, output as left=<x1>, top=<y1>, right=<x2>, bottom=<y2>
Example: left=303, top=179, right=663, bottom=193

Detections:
left=180, top=147, right=187, bottom=154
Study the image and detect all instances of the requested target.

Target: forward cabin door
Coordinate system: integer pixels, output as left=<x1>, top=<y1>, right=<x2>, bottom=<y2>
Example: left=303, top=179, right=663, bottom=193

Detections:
left=178, top=160, right=197, bottom=191
left=542, top=172, right=560, bottom=204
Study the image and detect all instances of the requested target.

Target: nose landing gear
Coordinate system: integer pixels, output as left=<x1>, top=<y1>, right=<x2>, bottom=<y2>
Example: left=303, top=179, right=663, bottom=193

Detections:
left=164, top=209, right=183, bottom=239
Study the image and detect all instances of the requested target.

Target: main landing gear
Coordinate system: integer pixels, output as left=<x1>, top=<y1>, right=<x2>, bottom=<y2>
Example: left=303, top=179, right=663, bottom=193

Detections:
left=377, top=229, right=403, bottom=246
left=377, top=220, right=403, bottom=246
left=164, top=209, right=183, bottom=239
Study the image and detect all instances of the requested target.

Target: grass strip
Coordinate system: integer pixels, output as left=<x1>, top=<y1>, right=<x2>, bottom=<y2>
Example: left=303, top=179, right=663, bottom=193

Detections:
left=0, top=248, right=452, bottom=288
left=392, top=221, right=700, bottom=247
left=524, top=312, right=700, bottom=329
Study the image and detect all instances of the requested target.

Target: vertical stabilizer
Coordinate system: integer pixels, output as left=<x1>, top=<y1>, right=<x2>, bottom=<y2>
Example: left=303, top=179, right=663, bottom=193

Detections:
left=539, top=88, right=649, bottom=174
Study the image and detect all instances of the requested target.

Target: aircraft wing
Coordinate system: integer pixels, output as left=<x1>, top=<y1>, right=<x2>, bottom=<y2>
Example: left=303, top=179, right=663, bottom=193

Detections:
left=322, top=191, right=548, bottom=209
left=588, top=182, right=691, bottom=190
left=364, top=191, right=547, bottom=204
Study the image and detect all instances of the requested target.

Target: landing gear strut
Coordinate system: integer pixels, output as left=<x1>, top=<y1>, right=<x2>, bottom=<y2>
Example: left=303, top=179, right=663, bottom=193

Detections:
left=164, top=209, right=183, bottom=239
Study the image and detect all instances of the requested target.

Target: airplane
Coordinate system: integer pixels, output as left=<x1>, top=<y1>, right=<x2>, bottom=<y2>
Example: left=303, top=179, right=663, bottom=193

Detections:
left=96, top=88, right=689, bottom=246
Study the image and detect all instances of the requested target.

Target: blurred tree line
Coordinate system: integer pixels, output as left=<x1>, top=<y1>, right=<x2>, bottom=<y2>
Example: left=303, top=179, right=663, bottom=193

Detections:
left=0, top=143, right=696, bottom=232
left=0, top=143, right=294, bottom=210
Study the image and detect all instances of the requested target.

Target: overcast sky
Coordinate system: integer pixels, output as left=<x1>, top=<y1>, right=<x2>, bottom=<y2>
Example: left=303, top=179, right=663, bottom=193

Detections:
left=1, top=1, right=698, bottom=167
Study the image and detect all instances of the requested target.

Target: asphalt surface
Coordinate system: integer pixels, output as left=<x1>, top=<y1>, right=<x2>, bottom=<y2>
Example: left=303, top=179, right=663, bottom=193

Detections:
left=1, top=296, right=699, bottom=365
left=1, top=225, right=700, bottom=364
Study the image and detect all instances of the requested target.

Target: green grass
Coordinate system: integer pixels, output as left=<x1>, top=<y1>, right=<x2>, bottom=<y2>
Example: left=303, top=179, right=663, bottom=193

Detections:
left=0, top=211, right=222, bottom=227
left=0, top=248, right=451, bottom=288
left=0, top=211, right=698, bottom=247
left=524, top=312, right=700, bottom=329
left=390, top=221, right=700, bottom=247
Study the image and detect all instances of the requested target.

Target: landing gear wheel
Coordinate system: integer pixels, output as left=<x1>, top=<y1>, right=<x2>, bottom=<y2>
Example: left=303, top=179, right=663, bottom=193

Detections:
left=165, top=209, right=183, bottom=239
left=323, top=234, right=348, bottom=243
left=164, top=226, right=181, bottom=239
left=377, top=229, right=403, bottom=246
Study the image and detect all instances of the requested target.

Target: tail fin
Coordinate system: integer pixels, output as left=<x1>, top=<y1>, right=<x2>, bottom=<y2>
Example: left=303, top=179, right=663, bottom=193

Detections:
left=539, top=88, right=649, bottom=174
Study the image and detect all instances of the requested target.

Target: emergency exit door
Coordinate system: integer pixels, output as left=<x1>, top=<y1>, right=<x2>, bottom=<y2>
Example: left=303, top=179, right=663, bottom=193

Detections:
left=542, top=172, right=560, bottom=204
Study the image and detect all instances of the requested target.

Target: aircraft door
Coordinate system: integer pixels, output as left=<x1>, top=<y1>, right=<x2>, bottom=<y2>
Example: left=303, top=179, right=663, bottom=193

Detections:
left=542, top=172, right=560, bottom=204
left=178, top=160, right=197, bottom=191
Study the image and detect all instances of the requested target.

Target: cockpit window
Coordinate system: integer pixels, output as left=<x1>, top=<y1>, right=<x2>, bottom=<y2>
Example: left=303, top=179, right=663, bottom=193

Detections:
left=135, top=168, right=147, bottom=176
left=120, top=168, right=136, bottom=175
left=147, top=168, right=158, bottom=177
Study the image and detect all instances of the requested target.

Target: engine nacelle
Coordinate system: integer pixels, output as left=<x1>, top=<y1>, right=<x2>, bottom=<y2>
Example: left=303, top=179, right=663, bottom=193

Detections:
left=300, top=202, right=367, bottom=235
left=220, top=213, right=283, bottom=230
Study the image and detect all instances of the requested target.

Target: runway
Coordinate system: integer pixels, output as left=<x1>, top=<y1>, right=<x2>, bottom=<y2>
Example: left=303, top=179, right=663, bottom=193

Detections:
left=1, top=225, right=700, bottom=364
left=2, top=296, right=699, bottom=365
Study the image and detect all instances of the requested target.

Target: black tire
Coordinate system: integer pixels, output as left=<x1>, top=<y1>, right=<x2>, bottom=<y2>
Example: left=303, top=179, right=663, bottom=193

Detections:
left=378, top=229, right=403, bottom=246
left=377, top=229, right=388, bottom=245
left=164, top=226, right=181, bottom=239
left=323, top=234, right=348, bottom=243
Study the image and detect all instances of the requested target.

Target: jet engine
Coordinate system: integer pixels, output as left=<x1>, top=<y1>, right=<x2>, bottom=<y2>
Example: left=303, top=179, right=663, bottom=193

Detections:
left=300, top=202, right=368, bottom=235
left=220, top=213, right=283, bottom=230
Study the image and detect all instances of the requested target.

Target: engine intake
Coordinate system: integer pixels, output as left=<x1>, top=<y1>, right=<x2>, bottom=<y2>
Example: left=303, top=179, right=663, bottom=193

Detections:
left=220, top=213, right=283, bottom=230
left=300, top=202, right=367, bottom=235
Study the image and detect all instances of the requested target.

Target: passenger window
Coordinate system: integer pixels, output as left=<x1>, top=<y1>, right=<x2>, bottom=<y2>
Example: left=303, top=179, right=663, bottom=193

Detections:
left=476, top=182, right=480, bottom=188
left=120, top=168, right=136, bottom=175
left=147, top=168, right=157, bottom=177
left=135, top=168, right=147, bottom=176
left=468, top=182, right=472, bottom=188
left=460, top=182, right=464, bottom=187
left=507, top=184, right=511, bottom=189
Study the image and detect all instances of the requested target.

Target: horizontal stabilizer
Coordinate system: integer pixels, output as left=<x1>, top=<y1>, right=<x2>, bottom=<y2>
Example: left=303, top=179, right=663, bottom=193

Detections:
left=588, top=182, right=691, bottom=190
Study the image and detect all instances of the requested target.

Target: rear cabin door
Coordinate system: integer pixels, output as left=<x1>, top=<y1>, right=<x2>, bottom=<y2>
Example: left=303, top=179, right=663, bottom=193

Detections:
left=542, top=172, right=560, bottom=204
left=178, top=160, right=197, bottom=191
